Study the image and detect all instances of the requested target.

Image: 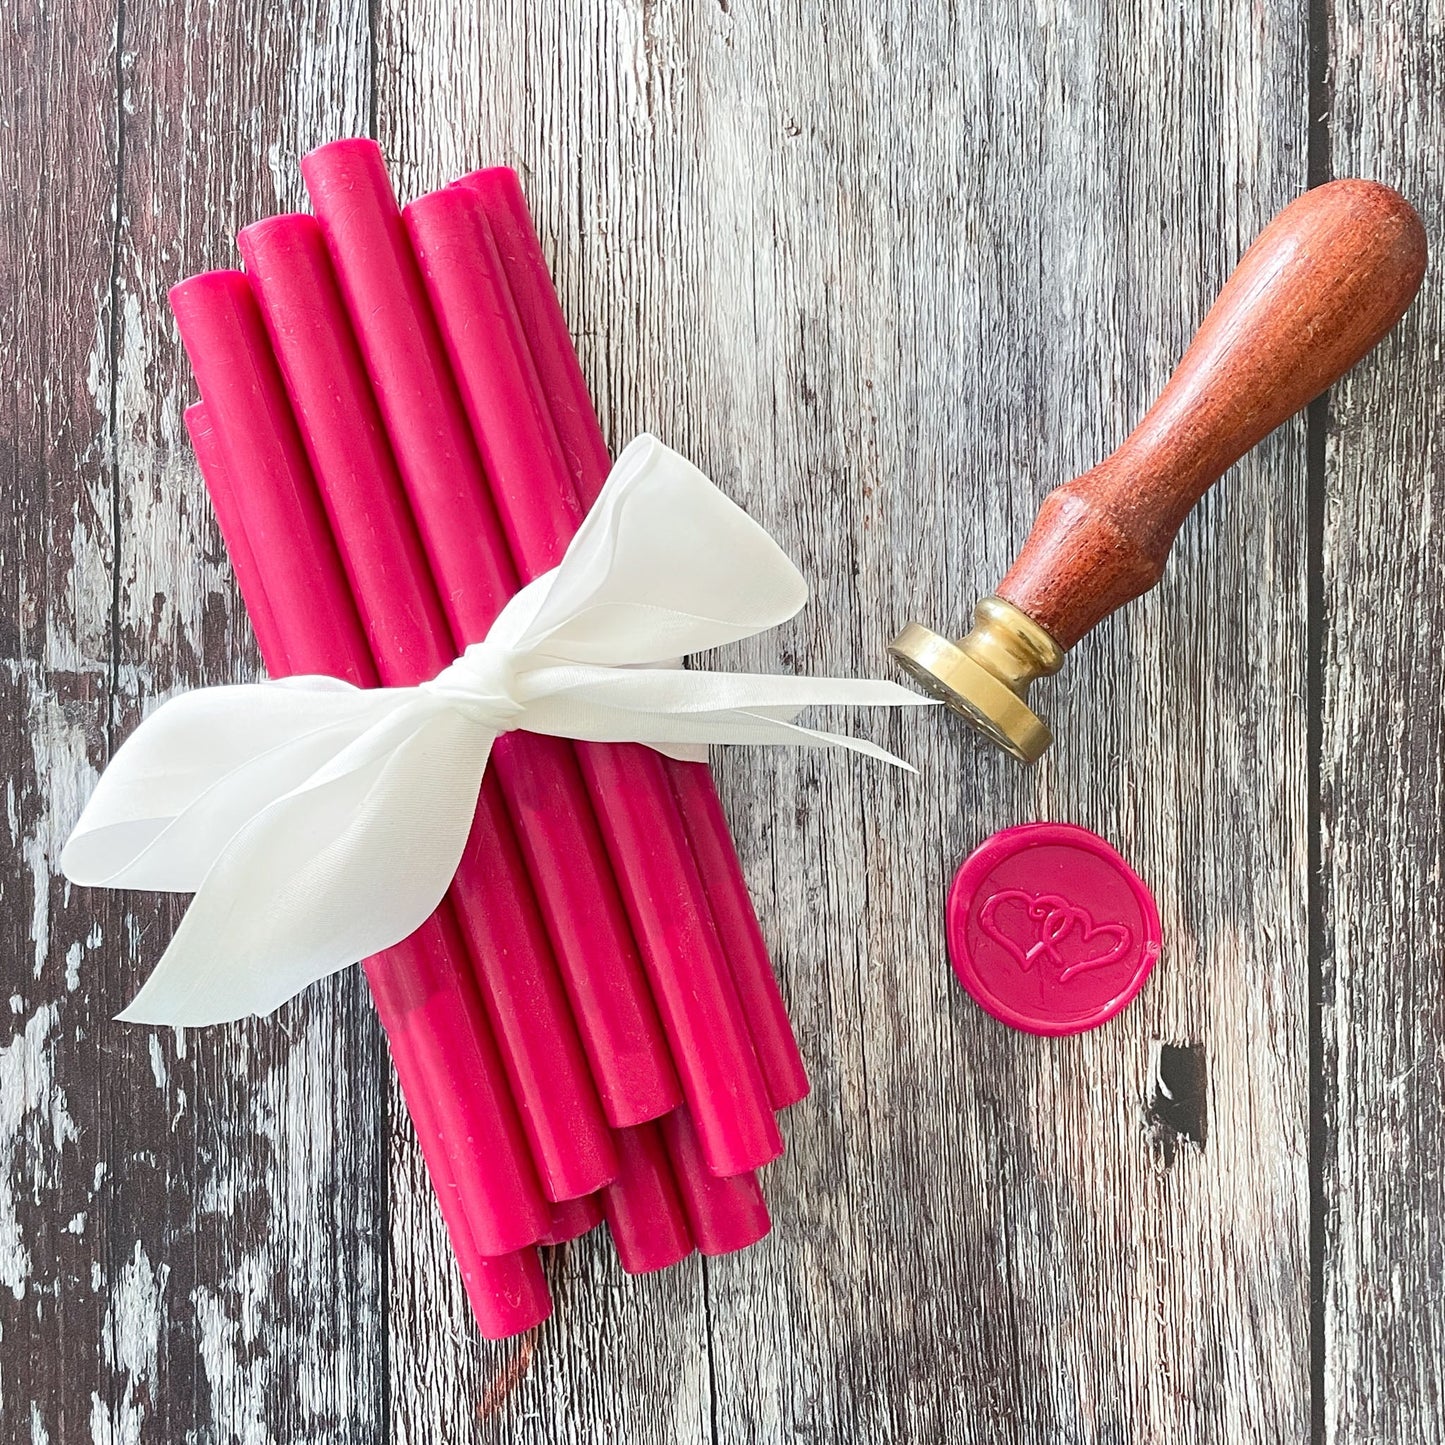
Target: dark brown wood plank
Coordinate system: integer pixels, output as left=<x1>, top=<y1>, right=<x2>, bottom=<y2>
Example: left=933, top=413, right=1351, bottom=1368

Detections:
left=0, top=4, right=124, bottom=1439
left=375, top=1, right=1313, bottom=1437
left=1322, top=6, right=1445, bottom=1440
left=0, top=3, right=386, bottom=1440
left=110, top=8, right=386, bottom=1435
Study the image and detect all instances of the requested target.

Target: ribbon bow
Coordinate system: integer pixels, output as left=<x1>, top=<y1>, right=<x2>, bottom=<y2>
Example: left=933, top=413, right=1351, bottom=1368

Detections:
left=63, top=436, right=929, bottom=1026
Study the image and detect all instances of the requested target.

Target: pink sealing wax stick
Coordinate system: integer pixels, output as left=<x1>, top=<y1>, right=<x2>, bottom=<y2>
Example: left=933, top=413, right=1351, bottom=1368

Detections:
left=188, top=407, right=290, bottom=670
left=405, top=185, right=784, bottom=1175
left=373, top=1021, right=551, bottom=1338
left=602, top=1124, right=694, bottom=1273
left=192, top=402, right=552, bottom=1336
left=237, top=214, right=617, bottom=1203
left=461, top=167, right=810, bottom=1112
left=171, top=276, right=549, bottom=1257
left=462, top=1247, right=551, bottom=1338
left=299, top=144, right=681, bottom=1134
left=541, top=1193, right=603, bottom=1246
left=303, top=141, right=780, bottom=1174
left=407, top=186, right=786, bottom=1167
left=362, top=948, right=553, bottom=1333
left=386, top=1026, right=552, bottom=1336
left=660, top=1108, right=771, bottom=1256
left=364, top=972, right=554, bottom=1335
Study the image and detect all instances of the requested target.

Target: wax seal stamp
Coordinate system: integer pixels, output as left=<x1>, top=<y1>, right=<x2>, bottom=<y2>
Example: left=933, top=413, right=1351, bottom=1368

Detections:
left=891, top=180, right=1427, bottom=761
left=947, top=822, right=1161, bottom=1036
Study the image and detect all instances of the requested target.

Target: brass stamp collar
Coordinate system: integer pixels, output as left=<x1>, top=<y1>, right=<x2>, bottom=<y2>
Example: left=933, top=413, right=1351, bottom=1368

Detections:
left=888, top=597, right=1064, bottom=763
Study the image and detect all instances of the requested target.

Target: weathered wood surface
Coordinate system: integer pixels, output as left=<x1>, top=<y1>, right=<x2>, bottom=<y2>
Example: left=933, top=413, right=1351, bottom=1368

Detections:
left=0, top=0, right=1434, bottom=1440
left=1322, top=4, right=1445, bottom=1441
left=1, top=4, right=388, bottom=1441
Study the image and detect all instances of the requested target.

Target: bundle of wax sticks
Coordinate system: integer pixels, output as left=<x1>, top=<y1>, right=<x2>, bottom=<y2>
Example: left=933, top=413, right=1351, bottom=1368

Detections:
left=171, top=140, right=809, bottom=1339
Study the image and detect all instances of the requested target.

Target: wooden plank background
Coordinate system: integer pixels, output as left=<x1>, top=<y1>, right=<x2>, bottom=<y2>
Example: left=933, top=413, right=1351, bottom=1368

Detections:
left=0, top=1, right=1437, bottom=1440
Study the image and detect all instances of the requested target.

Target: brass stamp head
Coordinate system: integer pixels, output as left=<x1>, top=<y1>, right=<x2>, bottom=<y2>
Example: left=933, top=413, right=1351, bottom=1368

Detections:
left=888, top=597, right=1064, bottom=763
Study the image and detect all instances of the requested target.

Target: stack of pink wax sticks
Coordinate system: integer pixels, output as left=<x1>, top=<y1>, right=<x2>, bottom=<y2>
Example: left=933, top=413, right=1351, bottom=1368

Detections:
left=170, top=140, right=809, bottom=1338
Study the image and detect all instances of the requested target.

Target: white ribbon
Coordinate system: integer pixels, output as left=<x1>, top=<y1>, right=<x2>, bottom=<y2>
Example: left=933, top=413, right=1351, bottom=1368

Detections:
left=63, top=436, right=930, bottom=1026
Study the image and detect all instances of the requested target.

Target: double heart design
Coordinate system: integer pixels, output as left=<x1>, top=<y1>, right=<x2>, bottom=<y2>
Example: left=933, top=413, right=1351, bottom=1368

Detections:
left=977, top=889, right=1133, bottom=984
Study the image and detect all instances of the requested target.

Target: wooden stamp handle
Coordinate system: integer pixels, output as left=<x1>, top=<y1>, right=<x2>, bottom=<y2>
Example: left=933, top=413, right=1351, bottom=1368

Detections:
left=996, top=180, right=1427, bottom=650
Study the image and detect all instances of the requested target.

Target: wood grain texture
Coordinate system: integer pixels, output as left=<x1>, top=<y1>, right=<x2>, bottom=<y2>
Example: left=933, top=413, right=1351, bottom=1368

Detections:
left=0, top=4, right=122, bottom=1439
left=12, top=0, right=1443, bottom=1440
left=0, top=3, right=390, bottom=1441
left=372, top=0, right=1311, bottom=1438
left=1322, top=4, right=1445, bottom=1440
left=998, top=179, right=1425, bottom=650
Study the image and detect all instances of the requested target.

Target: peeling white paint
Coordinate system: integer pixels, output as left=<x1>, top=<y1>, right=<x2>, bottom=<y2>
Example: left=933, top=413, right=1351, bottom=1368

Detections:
left=19, top=675, right=101, bottom=997
left=194, top=1279, right=271, bottom=1445
left=188, top=1004, right=376, bottom=1439
left=64, top=943, right=82, bottom=993
left=65, top=924, right=102, bottom=997
left=88, top=1386, right=144, bottom=1445
left=104, top=1242, right=167, bottom=1413
left=0, top=1004, right=77, bottom=1300
left=26, top=834, right=47, bottom=980
left=65, top=295, right=118, bottom=682
left=265, top=139, right=290, bottom=202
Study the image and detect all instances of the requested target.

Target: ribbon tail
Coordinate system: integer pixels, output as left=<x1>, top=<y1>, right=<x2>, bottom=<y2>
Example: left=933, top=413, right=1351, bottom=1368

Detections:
left=116, top=711, right=494, bottom=1026
left=648, top=741, right=711, bottom=764
left=719, top=711, right=922, bottom=772
left=516, top=664, right=933, bottom=770
left=563, top=704, right=919, bottom=770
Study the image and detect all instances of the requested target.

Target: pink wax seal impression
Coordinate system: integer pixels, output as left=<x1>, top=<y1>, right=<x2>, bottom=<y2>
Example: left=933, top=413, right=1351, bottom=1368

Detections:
left=947, top=822, right=1161, bottom=1036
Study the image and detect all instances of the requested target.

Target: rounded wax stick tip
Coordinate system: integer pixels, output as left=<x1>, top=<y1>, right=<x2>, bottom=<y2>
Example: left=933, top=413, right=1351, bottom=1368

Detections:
left=301, top=141, right=406, bottom=265
left=693, top=1089, right=786, bottom=1179
left=662, top=1108, right=772, bottom=1257
left=301, top=137, right=395, bottom=210
left=453, top=165, right=521, bottom=205
left=602, top=1125, right=693, bottom=1274
left=467, top=1250, right=552, bottom=1340
left=168, top=268, right=251, bottom=325
left=540, top=1193, right=603, bottom=1246
left=302, top=134, right=387, bottom=173
left=237, top=211, right=319, bottom=258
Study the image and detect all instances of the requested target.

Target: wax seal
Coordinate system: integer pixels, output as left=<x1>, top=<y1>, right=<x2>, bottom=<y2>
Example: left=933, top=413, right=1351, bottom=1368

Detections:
left=947, top=822, right=1161, bottom=1036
